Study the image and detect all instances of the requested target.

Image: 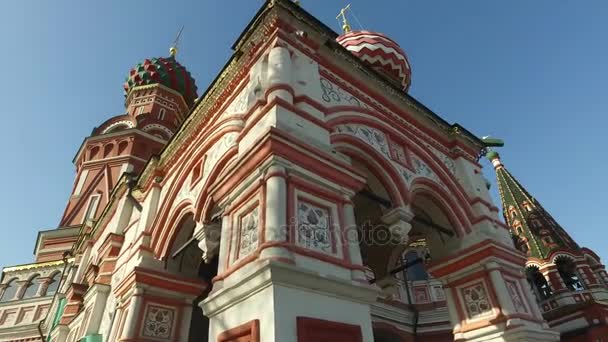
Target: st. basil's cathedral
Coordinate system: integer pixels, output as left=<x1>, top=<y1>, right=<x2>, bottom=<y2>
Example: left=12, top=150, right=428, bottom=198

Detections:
left=0, top=1, right=606, bottom=341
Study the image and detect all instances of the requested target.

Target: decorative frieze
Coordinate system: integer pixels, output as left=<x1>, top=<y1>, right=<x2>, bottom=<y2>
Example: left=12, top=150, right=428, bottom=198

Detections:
left=320, top=77, right=370, bottom=109
left=334, top=123, right=390, bottom=158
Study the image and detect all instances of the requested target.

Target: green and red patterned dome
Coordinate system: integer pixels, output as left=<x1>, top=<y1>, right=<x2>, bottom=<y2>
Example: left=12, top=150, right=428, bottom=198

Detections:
left=123, top=55, right=198, bottom=106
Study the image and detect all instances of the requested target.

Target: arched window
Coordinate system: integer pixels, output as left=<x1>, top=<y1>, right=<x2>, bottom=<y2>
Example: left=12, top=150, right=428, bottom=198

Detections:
left=403, top=251, right=428, bottom=281
left=0, top=279, right=18, bottom=302
left=526, top=266, right=552, bottom=300
left=22, top=275, right=40, bottom=299
left=508, top=206, right=518, bottom=219
left=45, top=273, right=61, bottom=296
left=556, top=257, right=585, bottom=291
left=158, top=108, right=166, bottom=120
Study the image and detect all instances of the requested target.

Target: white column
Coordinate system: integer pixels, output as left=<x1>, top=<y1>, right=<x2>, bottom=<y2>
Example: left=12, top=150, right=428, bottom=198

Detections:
left=119, top=288, right=144, bottom=340
left=266, top=46, right=293, bottom=103
left=343, top=201, right=365, bottom=281
left=178, top=299, right=194, bottom=342
left=486, top=262, right=517, bottom=317
left=260, top=165, right=292, bottom=261
left=217, top=215, right=231, bottom=274
left=443, top=287, right=463, bottom=332
left=518, top=278, right=546, bottom=323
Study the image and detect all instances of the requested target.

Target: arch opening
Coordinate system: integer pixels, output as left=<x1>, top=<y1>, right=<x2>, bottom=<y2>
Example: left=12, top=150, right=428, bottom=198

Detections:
left=555, top=256, right=585, bottom=292
left=166, top=212, right=222, bottom=342
left=526, top=266, right=553, bottom=301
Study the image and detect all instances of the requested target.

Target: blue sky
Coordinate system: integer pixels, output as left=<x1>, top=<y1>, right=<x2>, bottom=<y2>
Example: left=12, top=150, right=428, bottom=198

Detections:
left=0, top=1, right=606, bottom=267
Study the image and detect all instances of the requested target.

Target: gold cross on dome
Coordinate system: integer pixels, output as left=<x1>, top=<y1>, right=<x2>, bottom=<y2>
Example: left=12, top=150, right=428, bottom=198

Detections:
left=336, top=4, right=352, bottom=33
left=170, top=26, right=184, bottom=57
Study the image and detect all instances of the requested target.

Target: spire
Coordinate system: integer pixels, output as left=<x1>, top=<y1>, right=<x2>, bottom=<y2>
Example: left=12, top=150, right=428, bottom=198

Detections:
left=487, top=152, right=579, bottom=260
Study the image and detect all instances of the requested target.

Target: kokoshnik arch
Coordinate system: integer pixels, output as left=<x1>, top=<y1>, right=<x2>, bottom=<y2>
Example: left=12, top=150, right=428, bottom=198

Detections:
left=0, top=1, right=606, bottom=341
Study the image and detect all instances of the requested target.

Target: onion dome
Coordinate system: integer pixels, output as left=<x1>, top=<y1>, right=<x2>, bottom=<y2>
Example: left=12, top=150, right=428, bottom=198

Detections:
left=123, top=56, right=198, bottom=105
left=336, top=30, right=412, bottom=92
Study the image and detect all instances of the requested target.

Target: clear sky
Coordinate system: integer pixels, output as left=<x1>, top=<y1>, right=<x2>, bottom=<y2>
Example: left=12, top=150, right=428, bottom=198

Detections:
left=0, top=1, right=606, bottom=267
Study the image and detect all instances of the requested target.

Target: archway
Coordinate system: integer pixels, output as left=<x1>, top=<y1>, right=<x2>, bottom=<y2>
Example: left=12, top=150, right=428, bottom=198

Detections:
left=166, top=213, right=221, bottom=342
left=350, top=157, right=460, bottom=340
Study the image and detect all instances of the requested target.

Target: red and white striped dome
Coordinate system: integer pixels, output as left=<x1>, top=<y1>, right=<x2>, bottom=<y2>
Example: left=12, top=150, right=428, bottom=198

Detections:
left=336, top=30, right=412, bottom=92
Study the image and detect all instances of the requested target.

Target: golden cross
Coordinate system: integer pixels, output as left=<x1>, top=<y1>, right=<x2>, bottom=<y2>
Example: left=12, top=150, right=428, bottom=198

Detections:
left=336, top=4, right=352, bottom=33
left=170, top=26, right=184, bottom=57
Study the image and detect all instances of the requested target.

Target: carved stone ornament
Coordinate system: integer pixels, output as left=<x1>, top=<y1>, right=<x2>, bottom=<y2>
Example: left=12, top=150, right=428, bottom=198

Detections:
left=195, top=222, right=222, bottom=263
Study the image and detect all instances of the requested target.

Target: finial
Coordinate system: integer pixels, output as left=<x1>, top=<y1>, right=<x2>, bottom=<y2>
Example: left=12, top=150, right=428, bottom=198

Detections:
left=170, top=26, right=184, bottom=58
left=336, top=4, right=352, bottom=33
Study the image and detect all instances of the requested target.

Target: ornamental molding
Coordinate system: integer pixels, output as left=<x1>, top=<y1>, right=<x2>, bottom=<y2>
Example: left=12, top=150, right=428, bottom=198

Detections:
left=101, top=120, right=135, bottom=134
left=320, top=73, right=472, bottom=164
left=333, top=123, right=449, bottom=191
left=141, top=124, right=174, bottom=139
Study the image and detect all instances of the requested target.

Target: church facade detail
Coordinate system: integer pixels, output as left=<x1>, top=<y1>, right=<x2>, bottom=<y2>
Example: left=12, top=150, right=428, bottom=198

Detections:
left=0, top=1, right=605, bottom=341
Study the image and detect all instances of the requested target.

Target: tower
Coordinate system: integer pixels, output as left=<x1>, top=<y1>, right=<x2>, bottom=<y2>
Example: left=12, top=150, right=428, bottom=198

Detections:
left=32, top=50, right=199, bottom=263
left=488, top=151, right=608, bottom=340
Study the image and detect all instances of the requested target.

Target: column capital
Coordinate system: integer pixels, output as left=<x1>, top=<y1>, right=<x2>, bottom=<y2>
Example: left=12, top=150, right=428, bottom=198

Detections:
left=381, top=206, right=414, bottom=243
left=381, top=206, right=415, bottom=224
left=195, top=221, right=222, bottom=263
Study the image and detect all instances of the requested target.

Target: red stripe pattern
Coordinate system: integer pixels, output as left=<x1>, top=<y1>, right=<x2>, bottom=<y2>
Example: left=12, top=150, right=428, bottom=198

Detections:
left=336, top=30, right=412, bottom=92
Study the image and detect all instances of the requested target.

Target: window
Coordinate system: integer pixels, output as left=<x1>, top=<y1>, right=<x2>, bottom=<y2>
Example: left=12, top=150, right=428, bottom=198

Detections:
left=526, top=267, right=552, bottom=300
left=523, top=201, right=533, bottom=212
left=83, top=194, right=101, bottom=223
left=73, top=170, right=89, bottom=197
left=46, top=273, right=61, bottom=296
left=556, top=257, right=585, bottom=291
left=158, top=108, right=166, bottom=120
left=137, top=106, right=145, bottom=115
left=403, top=251, right=428, bottom=281
left=542, top=236, right=554, bottom=246
left=0, top=279, right=18, bottom=302
left=512, top=220, right=523, bottom=235
left=22, top=275, right=40, bottom=299
left=508, top=206, right=518, bottom=219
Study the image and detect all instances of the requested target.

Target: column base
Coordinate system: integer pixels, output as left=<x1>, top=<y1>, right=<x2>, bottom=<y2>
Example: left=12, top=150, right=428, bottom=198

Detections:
left=202, top=259, right=378, bottom=342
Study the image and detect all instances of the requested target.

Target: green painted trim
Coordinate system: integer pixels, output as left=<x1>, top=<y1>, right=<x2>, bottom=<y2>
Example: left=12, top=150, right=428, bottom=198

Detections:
left=46, top=297, right=67, bottom=341
left=80, top=334, right=102, bottom=342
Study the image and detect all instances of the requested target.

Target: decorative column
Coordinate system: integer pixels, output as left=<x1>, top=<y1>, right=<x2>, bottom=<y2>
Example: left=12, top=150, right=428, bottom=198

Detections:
left=343, top=197, right=365, bottom=282
left=428, top=240, right=559, bottom=341
left=36, top=276, right=53, bottom=297
left=259, top=164, right=292, bottom=263
left=517, top=277, right=547, bottom=325
left=0, top=284, right=7, bottom=300
left=118, top=287, right=144, bottom=341
left=266, top=45, right=293, bottom=104
left=486, top=261, right=517, bottom=318
left=14, top=280, right=29, bottom=300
